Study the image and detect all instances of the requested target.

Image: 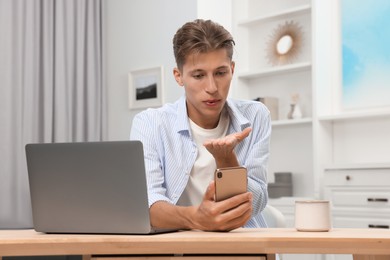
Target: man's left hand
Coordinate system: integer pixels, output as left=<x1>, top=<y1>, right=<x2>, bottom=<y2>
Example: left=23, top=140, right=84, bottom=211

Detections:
left=203, top=127, right=251, bottom=168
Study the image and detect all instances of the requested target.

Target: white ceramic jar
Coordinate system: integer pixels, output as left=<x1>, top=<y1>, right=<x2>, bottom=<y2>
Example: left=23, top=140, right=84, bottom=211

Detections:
left=295, top=200, right=332, bottom=232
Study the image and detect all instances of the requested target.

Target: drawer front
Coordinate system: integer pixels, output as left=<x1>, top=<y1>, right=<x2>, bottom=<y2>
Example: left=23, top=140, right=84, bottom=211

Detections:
left=324, top=169, right=390, bottom=187
left=329, top=189, right=390, bottom=208
left=333, top=216, right=390, bottom=229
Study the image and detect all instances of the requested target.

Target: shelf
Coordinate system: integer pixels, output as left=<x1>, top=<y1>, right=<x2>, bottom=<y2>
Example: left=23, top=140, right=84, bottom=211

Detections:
left=238, top=62, right=311, bottom=79
left=238, top=4, right=311, bottom=26
left=324, top=163, right=390, bottom=171
left=272, top=118, right=312, bottom=127
left=318, top=109, right=390, bottom=122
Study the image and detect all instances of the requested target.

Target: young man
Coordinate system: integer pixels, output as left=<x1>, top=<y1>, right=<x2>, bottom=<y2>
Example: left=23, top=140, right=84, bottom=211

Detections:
left=130, top=19, right=271, bottom=231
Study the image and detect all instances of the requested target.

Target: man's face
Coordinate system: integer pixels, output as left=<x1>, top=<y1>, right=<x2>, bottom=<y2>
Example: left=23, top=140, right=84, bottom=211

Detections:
left=173, top=49, right=235, bottom=129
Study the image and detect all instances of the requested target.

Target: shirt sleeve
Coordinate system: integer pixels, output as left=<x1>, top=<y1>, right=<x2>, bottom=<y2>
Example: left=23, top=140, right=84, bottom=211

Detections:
left=130, top=111, right=174, bottom=207
left=241, top=104, right=271, bottom=218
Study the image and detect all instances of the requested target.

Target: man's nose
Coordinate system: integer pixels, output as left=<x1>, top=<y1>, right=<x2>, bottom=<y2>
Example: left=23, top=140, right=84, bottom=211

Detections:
left=205, top=76, right=218, bottom=94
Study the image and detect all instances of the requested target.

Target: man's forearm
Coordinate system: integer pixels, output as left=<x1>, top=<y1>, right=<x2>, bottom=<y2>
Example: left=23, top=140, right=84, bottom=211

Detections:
left=150, top=201, right=196, bottom=230
left=215, top=152, right=239, bottom=168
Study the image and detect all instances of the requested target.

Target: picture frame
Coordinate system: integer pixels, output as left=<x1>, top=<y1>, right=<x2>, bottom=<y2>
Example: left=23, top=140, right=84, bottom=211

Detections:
left=128, top=66, right=164, bottom=110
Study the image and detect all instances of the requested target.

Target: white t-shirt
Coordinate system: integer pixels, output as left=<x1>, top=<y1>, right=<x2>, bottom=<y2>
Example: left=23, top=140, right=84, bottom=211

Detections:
left=177, top=110, right=230, bottom=206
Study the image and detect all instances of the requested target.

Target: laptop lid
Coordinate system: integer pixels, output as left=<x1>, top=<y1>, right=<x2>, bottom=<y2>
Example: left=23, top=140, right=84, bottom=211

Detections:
left=25, top=140, right=163, bottom=234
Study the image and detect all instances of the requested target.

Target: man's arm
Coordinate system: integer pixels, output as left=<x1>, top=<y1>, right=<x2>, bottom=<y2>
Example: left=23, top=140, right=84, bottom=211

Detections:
left=150, top=181, right=252, bottom=231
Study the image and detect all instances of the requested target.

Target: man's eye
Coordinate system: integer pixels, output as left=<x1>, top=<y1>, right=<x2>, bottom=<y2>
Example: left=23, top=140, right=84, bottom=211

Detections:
left=216, top=71, right=227, bottom=76
left=193, top=74, right=204, bottom=79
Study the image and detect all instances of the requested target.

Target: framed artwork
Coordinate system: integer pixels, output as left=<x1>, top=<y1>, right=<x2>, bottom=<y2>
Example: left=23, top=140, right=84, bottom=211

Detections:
left=128, top=66, right=164, bottom=110
left=341, top=0, right=390, bottom=109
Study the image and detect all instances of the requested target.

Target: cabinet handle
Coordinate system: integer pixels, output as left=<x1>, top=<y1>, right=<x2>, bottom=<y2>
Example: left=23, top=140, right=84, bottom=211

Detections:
left=367, top=198, right=388, bottom=202
left=345, top=175, right=351, bottom=181
left=368, top=224, right=389, bottom=229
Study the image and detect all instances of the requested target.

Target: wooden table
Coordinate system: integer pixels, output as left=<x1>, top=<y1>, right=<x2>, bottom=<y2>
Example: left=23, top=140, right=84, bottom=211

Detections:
left=1, top=228, right=390, bottom=260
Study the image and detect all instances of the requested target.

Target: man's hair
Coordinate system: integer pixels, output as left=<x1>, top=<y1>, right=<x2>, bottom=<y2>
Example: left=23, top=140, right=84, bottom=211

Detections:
left=173, top=19, right=235, bottom=70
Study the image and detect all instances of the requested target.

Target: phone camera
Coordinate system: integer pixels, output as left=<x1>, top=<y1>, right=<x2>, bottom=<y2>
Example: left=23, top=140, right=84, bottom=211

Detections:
left=217, top=171, right=223, bottom=178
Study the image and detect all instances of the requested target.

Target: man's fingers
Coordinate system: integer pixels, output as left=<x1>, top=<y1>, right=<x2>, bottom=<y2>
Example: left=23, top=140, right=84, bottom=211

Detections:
left=242, top=127, right=252, bottom=137
left=214, top=192, right=252, bottom=214
left=220, top=203, right=253, bottom=231
left=203, top=128, right=252, bottom=148
left=236, top=127, right=252, bottom=142
left=212, top=195, right=253, bottom=231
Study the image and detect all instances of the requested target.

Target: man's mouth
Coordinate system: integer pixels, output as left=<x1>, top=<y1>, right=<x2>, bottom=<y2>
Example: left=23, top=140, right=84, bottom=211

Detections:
left=204, top=99, right=220, bottom=106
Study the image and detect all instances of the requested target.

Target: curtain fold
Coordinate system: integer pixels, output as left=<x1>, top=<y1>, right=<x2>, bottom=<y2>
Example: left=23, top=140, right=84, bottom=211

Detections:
left=0, top=0, right=105, bottom=228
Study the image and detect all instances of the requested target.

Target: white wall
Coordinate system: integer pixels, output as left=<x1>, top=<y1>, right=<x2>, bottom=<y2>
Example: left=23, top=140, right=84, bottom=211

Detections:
left=197, top=0, right=232, bottom=32
left=104, top=0, right=197, bottom=140
left=104, top=0, right=236, bottom=141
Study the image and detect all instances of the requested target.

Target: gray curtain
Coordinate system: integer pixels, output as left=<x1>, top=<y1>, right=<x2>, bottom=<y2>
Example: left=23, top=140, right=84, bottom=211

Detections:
left=0, top=0, right=106, bottom=228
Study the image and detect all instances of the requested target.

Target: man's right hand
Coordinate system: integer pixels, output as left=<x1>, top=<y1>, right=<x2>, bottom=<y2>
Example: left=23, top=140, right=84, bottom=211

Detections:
left=149, top=182, right=252, bottom=231
left=189, top=181, right=252, bottom=231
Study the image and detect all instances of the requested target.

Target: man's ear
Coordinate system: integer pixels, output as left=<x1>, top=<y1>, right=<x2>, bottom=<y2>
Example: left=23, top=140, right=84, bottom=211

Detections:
left=231, top=61, right=235, bottom=75
left=173, top=68, right=184, bottom=86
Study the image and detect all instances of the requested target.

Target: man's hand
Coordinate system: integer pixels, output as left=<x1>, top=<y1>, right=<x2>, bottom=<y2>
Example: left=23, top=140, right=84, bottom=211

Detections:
left=190, top=181, right=252, bottom=231
left=149, top=181, right=252, bottom=232
left=203, top=127, right=252, bottom=168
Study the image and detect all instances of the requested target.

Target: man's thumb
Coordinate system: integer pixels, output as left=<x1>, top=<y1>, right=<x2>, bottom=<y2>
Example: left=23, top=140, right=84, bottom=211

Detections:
left=204, top=181, right=216, bottom=201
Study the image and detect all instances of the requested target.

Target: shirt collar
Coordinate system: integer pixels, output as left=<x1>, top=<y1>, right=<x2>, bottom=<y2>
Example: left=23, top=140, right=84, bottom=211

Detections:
left=226, top=98, right=251, bottom=133
left=176, top=96, right=191, bottom=134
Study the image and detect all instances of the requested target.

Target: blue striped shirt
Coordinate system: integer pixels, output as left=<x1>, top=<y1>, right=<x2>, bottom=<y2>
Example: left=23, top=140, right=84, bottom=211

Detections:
left=130, top=95, right=271, bottom=228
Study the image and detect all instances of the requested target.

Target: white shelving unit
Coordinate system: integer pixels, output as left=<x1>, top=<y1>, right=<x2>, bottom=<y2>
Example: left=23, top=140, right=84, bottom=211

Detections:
left=232, top=1, right=390, bottom=259
left=232, top=0, right=315, bottom=204
left=232, top=3, right=319, bottom=258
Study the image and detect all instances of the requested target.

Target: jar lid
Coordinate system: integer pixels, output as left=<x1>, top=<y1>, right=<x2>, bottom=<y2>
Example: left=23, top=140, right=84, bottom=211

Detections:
left=295, top=200, right=329, bottom=204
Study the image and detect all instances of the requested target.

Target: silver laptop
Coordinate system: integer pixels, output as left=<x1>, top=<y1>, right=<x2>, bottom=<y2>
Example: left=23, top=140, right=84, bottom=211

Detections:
left=25, top=140, right=175, bottom=234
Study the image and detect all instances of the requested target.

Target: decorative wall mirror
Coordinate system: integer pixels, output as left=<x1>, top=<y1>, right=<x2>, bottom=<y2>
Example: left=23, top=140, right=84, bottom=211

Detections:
left=266, top=20, right=304, bottom=66
left=276, top=35, right=293, bottom=55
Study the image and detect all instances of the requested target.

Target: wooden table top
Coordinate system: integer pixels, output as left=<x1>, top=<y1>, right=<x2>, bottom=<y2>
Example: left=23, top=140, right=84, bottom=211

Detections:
left=1, top=228, right=390, bottom=256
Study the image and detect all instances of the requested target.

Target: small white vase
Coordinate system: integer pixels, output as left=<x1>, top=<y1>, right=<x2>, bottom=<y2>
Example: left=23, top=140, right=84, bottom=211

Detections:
left=292, top=103, right=303, bottom=119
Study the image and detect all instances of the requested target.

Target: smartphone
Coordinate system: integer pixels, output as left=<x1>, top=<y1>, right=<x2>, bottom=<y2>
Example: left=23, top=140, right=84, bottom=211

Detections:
left=214, top=166, right=248, bottom=202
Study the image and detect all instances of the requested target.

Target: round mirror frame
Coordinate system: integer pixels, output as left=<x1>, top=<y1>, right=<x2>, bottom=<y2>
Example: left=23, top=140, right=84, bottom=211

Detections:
left=266, top=20, right=304, bottom=66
